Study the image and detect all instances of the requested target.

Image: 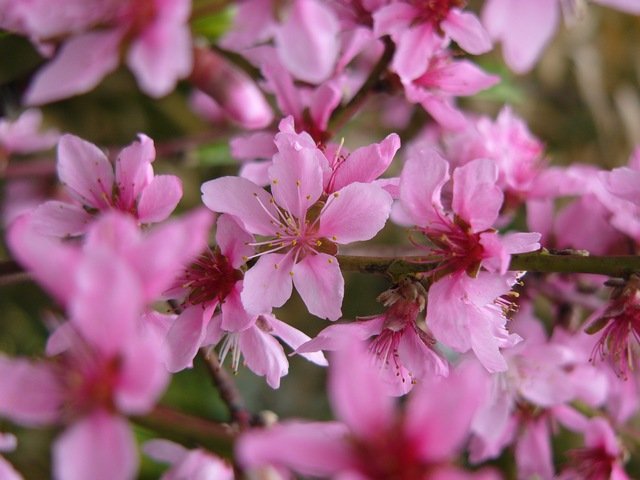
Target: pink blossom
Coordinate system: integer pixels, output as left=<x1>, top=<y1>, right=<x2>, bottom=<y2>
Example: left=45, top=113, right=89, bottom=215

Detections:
left=374, top=0, right=492, bottom=61
left=202, top=137, right=392, bottom=320
left=0, top=433, right=22, bottom=480
left=30, top=134, right=182, bottom=237
left=398, top=146, right=539, bottom=370
left=3, top=0, right=193, bottom=104
left=298, top=278, right=448, bottom=395
left=237, top=341, right=497, bottom=479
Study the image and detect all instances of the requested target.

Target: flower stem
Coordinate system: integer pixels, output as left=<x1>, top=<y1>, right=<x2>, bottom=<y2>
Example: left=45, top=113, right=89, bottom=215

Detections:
left=336, top=252, right=640, bottom=278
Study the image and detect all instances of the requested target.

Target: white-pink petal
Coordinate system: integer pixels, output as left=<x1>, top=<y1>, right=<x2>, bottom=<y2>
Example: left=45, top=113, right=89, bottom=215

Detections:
left=114, top=134, right=155, bottom=210
left=452, top=158, right=503, bottom=232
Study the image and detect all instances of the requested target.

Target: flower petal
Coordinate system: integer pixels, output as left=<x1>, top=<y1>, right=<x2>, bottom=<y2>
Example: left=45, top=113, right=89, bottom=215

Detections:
left=53, top=411, right=138, bottom=480
left=24, top=30, right=122, bottom=105
left=137, top=175, right=183, bottom=223
left=293, top=253, right=343, bottom=321
left=201, top=176, right=278, bottom=236
left=317, top=183, right=392, bottom=244
left=241, top=253, right=294, bottom=314
left=57, top=134, right=114, bottom=209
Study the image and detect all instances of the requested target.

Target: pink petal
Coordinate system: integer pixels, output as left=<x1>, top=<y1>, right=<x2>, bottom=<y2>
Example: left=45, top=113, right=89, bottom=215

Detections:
left=372, top=3, right=418, bottom=38
left=329, top=343, right=396, bottom=439
left=260, top=57, right=304, bottom=120
left=399, top=145, right=450, bottom=226
left=24, top=30, right=122, bottom=105
left=127, top=1, right=192, bottom=98
left=292, top=253, right=343, bottom=321
left=115, top=336, right=170, bottom=414
left=114, top=134, right=155, bottom=210
left=241, top=253, right=294, bottom=314
left=269, top=139, right=324, bottom=219
left=0, top=456, right=22, bottom=480
left=70, top=251, right=141, bottom=355
left=309, top=82, right=342, bottom=131
left=7, top=214, right=80, bottom=305
left=130, top=209, right=213, bottom=301
left=137, top=175, right=183, bottom=223
left=406, top=361, right=489, bottom=461
left=216, top=214, right=254, bottom=268
left=238, top=325, right=288, bottom=388
left=420, top=60, right=500, bottom=96
left=297, top=316, right=385, bottom=353
left=164, top=306, right=212, bottom=372
left=392, top=23, right=440, bottom=81
left=419, top=94, right=469, bottom=130
left=317, top=183, right=392, bottom=244
left=514, top=418, right=553, bottom=480
left=268, top=316, right=328, bottom=366
left=29, top=200, right=93, bottom=237
left=330, top=133, right=400, bottom=192
left=221, top=284, right=255, bottom=331
left=442, top=9, right=492, bottom=55
left=0, top=356, right=63, bottom=426
left=483, top=0, right=559, bottom=74
left=201, top=176, right=279, bottom=236
left=452, top=158, right=503, bottom=231
left=274, top=0, right=339, bottom=84
left=56, top=134, right=114, bottom=209
left=595, top=0, right=640, bottom=13
left=603, top=167, right=640, bottom=204
left=230, top=132, right=277, bottom=161
left=236, top=421, right=353, bottom=476
left=53, top=411, right=138, bottom=480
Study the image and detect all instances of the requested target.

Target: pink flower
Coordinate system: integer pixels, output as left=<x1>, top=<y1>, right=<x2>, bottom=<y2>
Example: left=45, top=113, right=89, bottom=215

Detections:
left=374, top=0, right=492, bottom=60
left=298, top=278, right=448, bottom=395
left=30, top=134, right=182, bottom=237
left=6, top=0, right=193, bottom=103
left=201, top=138, right=392, bottom=320
left=398, top=146, right=540, bottom=370
left=237, top=341, right=497, bottom=479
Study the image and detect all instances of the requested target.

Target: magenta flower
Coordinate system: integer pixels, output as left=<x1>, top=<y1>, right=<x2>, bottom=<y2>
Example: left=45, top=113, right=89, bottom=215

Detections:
left=201, top=138, right=392, bottom=320
left=237, top=341, right=497, bottom=479
left=30, top=134, right=182, bottom=237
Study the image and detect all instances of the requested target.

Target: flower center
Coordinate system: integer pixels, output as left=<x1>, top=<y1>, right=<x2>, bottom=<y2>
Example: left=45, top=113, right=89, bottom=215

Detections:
left=179, top=250, right=242, bottom=306
left=410, top=0, right=466, bottom=25
left=417, top=215, right=487, bottom=279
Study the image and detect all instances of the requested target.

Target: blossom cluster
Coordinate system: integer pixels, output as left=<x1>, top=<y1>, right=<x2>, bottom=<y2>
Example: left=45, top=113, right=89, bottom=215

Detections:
left=1, top=0, right=640, bottom=479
